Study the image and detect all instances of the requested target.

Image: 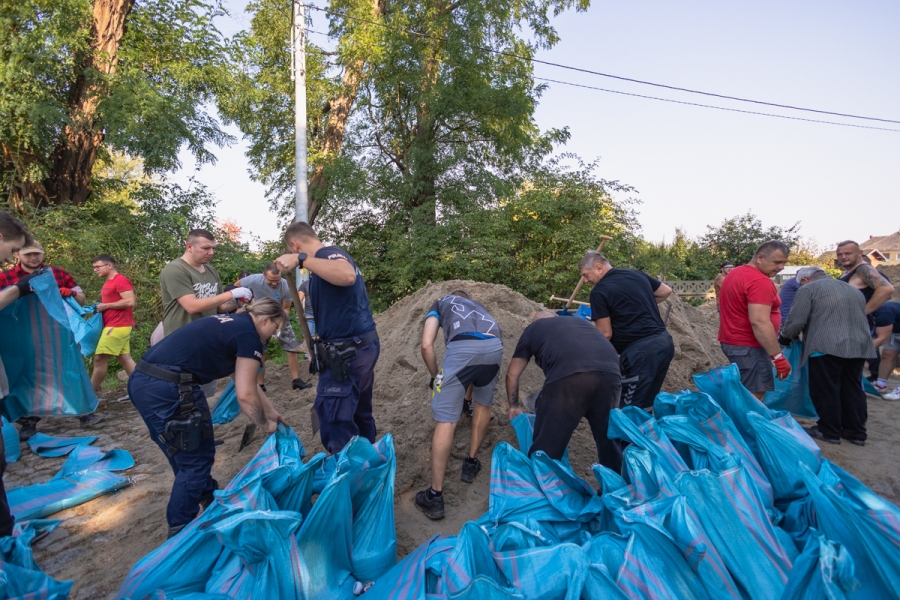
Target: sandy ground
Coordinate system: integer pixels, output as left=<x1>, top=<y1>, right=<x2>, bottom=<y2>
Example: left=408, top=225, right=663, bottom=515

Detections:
left=4, top=282, right=900, bottom=598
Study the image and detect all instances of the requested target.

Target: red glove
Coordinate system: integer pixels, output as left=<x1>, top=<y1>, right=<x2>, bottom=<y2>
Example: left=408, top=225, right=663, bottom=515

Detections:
left=771, top=352, right=791, bottom=380
left=59, top=287, right=76, bottom=298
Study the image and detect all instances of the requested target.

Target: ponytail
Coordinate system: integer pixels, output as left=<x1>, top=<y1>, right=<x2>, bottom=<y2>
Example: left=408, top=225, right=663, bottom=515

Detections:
left=246, top=297, right=287, bottom=324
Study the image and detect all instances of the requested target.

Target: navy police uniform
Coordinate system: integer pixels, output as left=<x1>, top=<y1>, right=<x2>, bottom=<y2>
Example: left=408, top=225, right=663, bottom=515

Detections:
left=128, top=313, right=264, bottom=528
left=309, top=246, right=379, bottom=454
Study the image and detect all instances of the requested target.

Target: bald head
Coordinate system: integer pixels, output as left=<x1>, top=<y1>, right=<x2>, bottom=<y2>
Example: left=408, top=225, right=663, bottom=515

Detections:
left=532, top=311, right=556, bottom=322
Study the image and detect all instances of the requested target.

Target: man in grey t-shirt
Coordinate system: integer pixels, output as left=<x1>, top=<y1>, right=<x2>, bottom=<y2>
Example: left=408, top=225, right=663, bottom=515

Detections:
left=297, top=277, right=316, bottom=338
left=237, top=264, right=312, bottom=391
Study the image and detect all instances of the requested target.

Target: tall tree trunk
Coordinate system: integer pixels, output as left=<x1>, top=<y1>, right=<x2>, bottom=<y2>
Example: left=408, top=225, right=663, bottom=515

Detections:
left=307, top=0, right=386, bottom=225
left=40, top=0, right=134, bottom=206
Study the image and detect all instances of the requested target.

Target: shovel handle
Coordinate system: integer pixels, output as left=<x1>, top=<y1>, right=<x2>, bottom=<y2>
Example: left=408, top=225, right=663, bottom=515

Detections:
left=565, top=235, right=613, bottom=308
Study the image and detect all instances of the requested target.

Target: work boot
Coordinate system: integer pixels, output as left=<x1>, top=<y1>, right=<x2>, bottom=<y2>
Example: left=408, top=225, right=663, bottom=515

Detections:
left=167, top=524, right=186, bottom=539
left=414, top=489, right=445, bottom=520
left=461, top=399, right=474, bottom=417
left=805, top=426, right=840, bottom=445
left=18, top=420, right=38, bottom=441
left=79, top=413, right=106, bottom=428
left=460, top=456, right=482, bottom=483
left=292, top=377, right=312, bottom=391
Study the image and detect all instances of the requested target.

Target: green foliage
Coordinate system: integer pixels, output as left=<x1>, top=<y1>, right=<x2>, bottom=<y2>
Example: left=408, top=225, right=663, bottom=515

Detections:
left=699, top=212, right=802, bottom=267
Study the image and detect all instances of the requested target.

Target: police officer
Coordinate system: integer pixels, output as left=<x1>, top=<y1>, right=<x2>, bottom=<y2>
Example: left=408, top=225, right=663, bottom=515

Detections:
left=415, top=290, right=503, bottom=520
left=275, top=221, right=379, bottom=454
left=128, top=297, right=288, bottom=538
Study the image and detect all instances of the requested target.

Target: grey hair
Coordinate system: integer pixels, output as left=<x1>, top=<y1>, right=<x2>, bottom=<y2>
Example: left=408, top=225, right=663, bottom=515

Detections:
left=796, top=266, right=828, bottom=281
left=578, top=250, right=610, bottom=271
left=246, top=297, right=288, bottom=324
left=754, top=240, right=790, bottom=259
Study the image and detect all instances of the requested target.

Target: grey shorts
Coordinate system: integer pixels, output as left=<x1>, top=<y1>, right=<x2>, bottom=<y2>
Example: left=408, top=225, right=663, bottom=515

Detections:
left=277, top=323, right=303, bottom=353
left=431, top=338, right=503, bottom=423
left=883, top=333, right=900, bottom=353
left=720, top=343, right=774, bottom=393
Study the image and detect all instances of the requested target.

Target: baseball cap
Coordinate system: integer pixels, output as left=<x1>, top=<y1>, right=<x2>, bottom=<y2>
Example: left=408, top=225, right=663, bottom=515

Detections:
left=19, top=240, right=44, bottom=255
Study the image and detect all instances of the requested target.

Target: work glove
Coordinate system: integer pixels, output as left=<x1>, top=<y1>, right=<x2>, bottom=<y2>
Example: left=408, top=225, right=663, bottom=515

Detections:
left=59, top=287, right=76, bottom=298
left=428, top=378, right=434, bottom=390
left=14, top=269, right=45, bottom=297
left=230, top=286, right=253, bottom=301
left=771, top=352, right=791, bottom=380
left=777, top=335, right=793, bottom=348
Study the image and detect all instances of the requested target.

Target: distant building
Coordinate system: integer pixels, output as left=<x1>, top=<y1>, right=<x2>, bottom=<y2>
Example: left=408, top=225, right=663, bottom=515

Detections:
left=817, top=232, right=900, bottom=267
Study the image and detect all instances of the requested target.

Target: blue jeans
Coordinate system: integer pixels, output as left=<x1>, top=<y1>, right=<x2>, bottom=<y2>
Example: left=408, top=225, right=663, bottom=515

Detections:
left=128, top=370, right=218, bottom=527
left=315, top=338, right=379, bottom=454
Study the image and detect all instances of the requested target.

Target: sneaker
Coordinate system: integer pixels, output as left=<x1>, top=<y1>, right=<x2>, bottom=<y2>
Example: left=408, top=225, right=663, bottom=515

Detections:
left=18, top=421, right=37, bottom=441
left=805, top=426, right=840, bottom=445
left=167, top=524, right=186, bottom=539
left=844, top=437, right=866, bottom=447
left=461, top=399, right=474, bottom=417
left=292, top=378, right=312, bottom=391
left=414, top=489, right=445, bottom=520
left=259, top=385, right=267, bottom=393
left=883, top=386, right=900, bottom=400
left=460, top=457, right=482, bottom=483
left=874, top=381, right=888, bottom=392
left=79, top=413, right=106, bottom=428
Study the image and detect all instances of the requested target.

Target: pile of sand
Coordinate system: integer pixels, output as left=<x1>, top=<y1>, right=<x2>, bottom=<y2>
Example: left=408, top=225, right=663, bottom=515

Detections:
left=877, top=265, right=900, bottom=299
left=368, top=279, right=727, bottom=552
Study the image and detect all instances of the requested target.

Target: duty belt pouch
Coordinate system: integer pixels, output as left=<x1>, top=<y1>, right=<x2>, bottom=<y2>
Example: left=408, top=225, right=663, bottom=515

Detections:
left=160, top=373, right=213, bottom=457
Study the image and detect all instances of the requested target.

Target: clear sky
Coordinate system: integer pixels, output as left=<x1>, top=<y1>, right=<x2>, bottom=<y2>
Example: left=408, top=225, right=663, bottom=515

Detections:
left=173, top=0, right=900, bottom=251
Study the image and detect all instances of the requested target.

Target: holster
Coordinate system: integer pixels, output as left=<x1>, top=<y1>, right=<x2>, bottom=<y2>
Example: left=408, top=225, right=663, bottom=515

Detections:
left=314, top=330, right=377, bottom=382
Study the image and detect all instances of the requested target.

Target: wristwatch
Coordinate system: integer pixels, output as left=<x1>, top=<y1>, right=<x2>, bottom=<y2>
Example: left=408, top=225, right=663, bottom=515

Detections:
left=297, top=253, right=307, bottom=269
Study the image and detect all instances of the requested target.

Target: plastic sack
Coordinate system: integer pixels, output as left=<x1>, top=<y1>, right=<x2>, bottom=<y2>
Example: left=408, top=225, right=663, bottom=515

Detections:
left=63, top=297, right=103, bottom=357
left=798, top=460, right=900, bottom=598
left=0, top=520, right=71, bottom=599
left=779, top=534, right=859, bottom=600
left=556, top=304, right=592, bottom=321
left=0, top=271, right=98, bottom=421
left=210, top=379, right=239, bottom=424
left=8, top=443, right=132, bottom=521
left=27, top=432, right=99, bottom=457
left=746, top=412, right=821, bottom=504
left=1, top=417, right=19, bottom=463
left=607, top=407, right=688, bottom=481
left=763, top=342, right=817, bottom=418
left=510, top=413, right=571, bottom=469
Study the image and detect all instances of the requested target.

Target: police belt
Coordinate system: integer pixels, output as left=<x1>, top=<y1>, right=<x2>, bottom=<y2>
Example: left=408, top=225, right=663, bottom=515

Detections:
left=319, top=328, right=378, bottom=350
left=136, top=359, right=199, bottom=385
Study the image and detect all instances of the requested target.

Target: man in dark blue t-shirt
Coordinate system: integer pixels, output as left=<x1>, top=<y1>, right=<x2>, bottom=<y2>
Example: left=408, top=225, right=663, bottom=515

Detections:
left=579, top=250, right=675, bottom=409
left=506, top=312, right=622, bottom=472
left=276, top=222, right=379, bottom=454
left=872, top=300, right=900, bottom=396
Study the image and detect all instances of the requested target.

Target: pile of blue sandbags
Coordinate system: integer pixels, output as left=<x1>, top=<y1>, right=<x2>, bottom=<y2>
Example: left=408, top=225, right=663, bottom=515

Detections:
left=118, top=426, right=396, bottom=599
left=366, top=363, right=899, bottom=599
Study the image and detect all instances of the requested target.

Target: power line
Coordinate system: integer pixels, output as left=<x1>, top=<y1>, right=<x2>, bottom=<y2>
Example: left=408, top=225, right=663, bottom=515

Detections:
left=304, top=4, right=899, bottom=126
left=533, top=77, right=900, bottom=133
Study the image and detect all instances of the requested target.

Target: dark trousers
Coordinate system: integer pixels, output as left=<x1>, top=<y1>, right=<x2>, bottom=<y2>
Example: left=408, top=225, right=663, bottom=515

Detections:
left=128, top=371, right=218, bottom=527
left=0, top=428, right=13, bottom=536
left=315, top=339, right=380, bottom=454
left=808, top=355, right=867, bottom=442
left=619, top=331, right=675, bottom=409
left=529, top=371, right=622, bottom=473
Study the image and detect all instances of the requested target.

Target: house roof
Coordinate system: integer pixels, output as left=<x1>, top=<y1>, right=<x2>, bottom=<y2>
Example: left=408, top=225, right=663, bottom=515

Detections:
left=861, top=231, right=900, bottom=252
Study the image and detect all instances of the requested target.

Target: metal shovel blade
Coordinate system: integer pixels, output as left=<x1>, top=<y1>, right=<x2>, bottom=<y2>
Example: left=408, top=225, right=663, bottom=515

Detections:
left=310, top=405, right=320, bottom=437
left=238, top=423, right=257, bottom=452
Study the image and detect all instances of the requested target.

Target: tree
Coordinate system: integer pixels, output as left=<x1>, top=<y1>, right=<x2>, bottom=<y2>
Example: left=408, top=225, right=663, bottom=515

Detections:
left=699, top=212, right=802, bottom=266
left=0, top=0, right=232, bottom=207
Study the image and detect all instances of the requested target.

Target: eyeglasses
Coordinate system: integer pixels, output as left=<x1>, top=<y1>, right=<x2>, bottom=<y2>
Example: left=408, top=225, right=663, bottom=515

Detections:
left=92, top=264, right=110, bottom=270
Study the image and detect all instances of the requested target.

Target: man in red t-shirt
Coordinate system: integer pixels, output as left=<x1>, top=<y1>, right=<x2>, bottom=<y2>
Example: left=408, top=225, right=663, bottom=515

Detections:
left=718, top=240, right=792, bottom=398
left=90, top=254, right=137, bottom=392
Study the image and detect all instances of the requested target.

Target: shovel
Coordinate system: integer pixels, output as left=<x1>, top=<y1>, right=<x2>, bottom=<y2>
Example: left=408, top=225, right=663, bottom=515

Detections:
left=285, top=272, right=319, bottom=435
left=238, top=423, right=257, bottom=452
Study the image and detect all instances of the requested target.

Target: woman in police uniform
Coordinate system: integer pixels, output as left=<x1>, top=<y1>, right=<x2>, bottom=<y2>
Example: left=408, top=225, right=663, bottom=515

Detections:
left=128, top=297, right=288, bottom=537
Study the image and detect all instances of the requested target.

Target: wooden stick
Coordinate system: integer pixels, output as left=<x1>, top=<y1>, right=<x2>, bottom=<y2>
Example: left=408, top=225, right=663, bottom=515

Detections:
left=549, top=295, right=589, bottom=307
left=565, top=235, right=613, bottom=309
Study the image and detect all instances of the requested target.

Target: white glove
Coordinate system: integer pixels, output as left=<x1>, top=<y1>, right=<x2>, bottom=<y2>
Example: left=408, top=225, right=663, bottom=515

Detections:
left=230, top=287, right=253, bottom=301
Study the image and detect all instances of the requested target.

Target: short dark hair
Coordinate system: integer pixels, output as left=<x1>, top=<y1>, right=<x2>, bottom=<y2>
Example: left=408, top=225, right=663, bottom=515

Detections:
left=239, top=270, right=251, bottom=279
left=264, top=263, right=280, bottom=275
left=0, top=211, right=29, bottom=244
left=284, top=221, right=318, bottom=245
left=92, top=254, right=116, bottom=266
left=450, top=290, right=470, bottom=299
left=187, top=228, right=215, bottom=243
left=754, top=240, right=790, bottom=259
left=836, top=240, right=859, bottom=250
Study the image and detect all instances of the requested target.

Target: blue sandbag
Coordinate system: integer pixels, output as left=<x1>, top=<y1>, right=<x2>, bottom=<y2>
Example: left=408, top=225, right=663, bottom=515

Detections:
left=1, top=417, right=19, bottom=463
left=27, top=432, right=99, bottom=457
left=510, top=414, right=572, bottom=469
left=0, top=271, right=98, bottom=421
left=779, top=534, right=859, bottom=600
left=798, top=460, right=900, bottom=598
left=489, top=443, right=572, bottom=525
left=0, top=520, right=71, bottom=599
left=746, top=412, right=821, bottom=504
left=8, top=465, right=129, bottom=521
left=607, top=407, right=688, bottom=481
left=441, top=522, right=522, bottom=599
left=63, top=297, right=103, bottom=357
left=210, top=379, right=239, bottom=424
left=763, top=342, right=817, bottom=418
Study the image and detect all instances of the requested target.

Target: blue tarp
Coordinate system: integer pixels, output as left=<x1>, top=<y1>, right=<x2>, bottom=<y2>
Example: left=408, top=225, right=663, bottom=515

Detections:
left=0, top=520, right=71, bottom=599
left=1, top=417, right=19, bottom=463
left=0, top=271, right=98, bottom=422
left=63, top=298, right=102, bottom=357
left=763, top=342, right=817, bottom=418
left=211, top=380, right=239, bottom=424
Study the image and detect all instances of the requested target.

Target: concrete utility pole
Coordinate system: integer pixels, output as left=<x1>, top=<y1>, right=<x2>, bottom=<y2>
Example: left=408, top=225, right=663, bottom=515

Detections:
left=292, top=0, right=308, bottom=225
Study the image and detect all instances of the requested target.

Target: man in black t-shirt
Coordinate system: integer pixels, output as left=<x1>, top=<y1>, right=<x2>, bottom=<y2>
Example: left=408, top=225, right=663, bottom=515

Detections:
left=579, top=251, right=675, bottom=410
left=275, top=222, right=379, bottom=454
left=506, top=312, right=622, bottom=472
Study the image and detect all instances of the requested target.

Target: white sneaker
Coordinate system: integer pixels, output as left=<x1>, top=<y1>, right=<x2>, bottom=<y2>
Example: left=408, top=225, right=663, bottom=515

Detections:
left=883, top=386, right=900, bottom=401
